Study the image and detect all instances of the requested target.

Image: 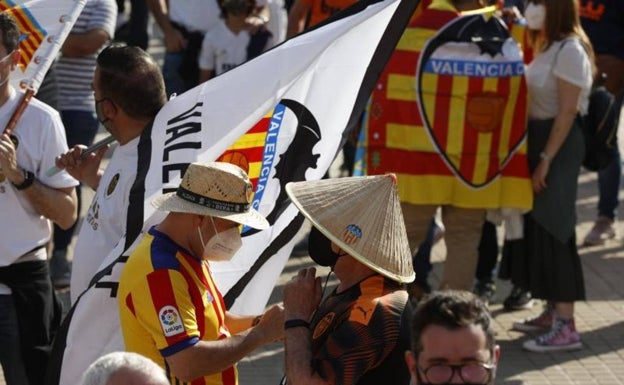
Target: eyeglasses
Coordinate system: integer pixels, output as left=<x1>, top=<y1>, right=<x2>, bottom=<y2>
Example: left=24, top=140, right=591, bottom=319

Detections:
left=418, top=362, right=495, bottom=384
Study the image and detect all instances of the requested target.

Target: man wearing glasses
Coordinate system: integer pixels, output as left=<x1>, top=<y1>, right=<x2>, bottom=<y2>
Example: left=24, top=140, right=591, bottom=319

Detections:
left=405, top=291, right=500, bottom=385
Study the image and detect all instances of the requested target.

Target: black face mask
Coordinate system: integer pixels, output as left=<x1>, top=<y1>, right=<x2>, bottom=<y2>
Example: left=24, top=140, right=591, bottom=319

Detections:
left=308, top=226, right=343, bottom=267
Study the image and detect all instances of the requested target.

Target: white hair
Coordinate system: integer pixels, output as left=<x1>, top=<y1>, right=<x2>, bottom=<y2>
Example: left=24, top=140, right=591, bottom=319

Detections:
left=80, top=351, right=169, bottom=385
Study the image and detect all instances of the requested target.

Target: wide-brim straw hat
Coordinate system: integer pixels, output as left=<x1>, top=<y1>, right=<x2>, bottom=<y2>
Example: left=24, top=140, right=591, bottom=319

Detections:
left=285, top=174, right=415, bottom=283
left=152, top=162, right=269, bottom=230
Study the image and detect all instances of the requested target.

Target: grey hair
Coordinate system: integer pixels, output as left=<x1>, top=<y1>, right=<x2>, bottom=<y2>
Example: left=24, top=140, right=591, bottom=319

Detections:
left=80, top=352, right=169, bottom=385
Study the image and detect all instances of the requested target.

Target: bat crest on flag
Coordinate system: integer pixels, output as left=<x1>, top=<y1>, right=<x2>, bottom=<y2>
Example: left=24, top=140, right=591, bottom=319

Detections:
left=416, top=13, right=528, bottom=188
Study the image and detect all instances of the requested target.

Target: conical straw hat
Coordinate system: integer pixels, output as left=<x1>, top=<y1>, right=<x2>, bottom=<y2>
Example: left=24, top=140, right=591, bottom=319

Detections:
left=285, top=174, right=414, bottom=283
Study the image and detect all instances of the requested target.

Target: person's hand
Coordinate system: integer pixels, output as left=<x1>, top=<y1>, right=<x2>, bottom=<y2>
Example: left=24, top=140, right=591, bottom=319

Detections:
left=283, top=267, right=322, bottom=321
left=499, top=6, right=523, bottom=26
left=532, top=159, right=550, bottom=194
left=0, top=134, right=23, bottom=184
left=163, top=27, right=186, bottom=53
left=55, top=144, right=108, bottom=184
left=244, top=16, right=267, bottom=34
left=253, top=303, right=285, bottom=343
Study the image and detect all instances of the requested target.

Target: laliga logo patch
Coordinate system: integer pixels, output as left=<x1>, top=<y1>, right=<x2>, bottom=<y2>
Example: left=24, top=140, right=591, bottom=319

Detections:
left=342, top=224, right=362, bottom=246
left=105, top=172, right=120, bottom=198
left=159, top=305, right=185, bottom=337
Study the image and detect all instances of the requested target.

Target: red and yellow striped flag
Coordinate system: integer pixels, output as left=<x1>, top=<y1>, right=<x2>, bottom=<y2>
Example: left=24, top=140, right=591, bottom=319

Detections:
left=0, top=0, right=85, bottom=91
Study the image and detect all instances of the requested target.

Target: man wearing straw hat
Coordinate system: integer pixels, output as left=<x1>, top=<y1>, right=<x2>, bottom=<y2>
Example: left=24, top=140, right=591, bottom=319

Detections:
left=118, top=161, right=285, bottom=384
left=0, top=12, right=78, bottom=385
left=282, top=174, right=414, bottom=385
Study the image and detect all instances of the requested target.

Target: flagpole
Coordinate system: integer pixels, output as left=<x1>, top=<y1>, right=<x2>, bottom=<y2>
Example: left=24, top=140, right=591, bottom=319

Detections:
left=2, top=87, right=34, bottom=137
left=46, top=135, right=116, bottom=177
left=2, top=0, right=87, bottom=136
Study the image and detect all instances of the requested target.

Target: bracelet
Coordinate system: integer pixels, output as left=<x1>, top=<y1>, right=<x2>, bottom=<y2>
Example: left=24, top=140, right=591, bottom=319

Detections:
left=284, top=319, right=310, bottom=330
left=12, top=169, right=35, bottom=190
left=255, top=15, right=268, bottom=24
left=539, top=151, right=551, bottom=162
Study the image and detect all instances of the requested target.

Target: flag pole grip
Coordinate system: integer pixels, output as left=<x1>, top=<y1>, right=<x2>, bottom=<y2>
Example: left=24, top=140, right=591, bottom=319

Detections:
left=3, top=88, right=35, bottom=137
left=46, top=135, right=116, bottom=177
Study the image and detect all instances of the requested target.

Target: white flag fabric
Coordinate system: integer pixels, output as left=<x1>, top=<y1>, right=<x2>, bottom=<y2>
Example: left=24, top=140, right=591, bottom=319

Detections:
left=2, top=0, right=86, bottom=92
left=47, top=0, right=419, bottom=383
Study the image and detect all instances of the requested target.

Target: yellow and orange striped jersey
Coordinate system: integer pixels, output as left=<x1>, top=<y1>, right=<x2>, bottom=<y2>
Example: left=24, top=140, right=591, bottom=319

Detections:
left=119, top=227, right=237, bottom=385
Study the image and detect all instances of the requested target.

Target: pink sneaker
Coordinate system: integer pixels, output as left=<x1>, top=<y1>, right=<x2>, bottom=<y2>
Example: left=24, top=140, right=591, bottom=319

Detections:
left=523, top=317, right=582, bottom=352
left=583, top=216, right=618, bottom=246
left=512, top=304, right=554, bottom=332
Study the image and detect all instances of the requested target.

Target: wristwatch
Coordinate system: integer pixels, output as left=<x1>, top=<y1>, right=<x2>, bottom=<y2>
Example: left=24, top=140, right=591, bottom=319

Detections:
left=539, top=151, right=551, bottom=162
left=12, top=169, right=35, bottom=190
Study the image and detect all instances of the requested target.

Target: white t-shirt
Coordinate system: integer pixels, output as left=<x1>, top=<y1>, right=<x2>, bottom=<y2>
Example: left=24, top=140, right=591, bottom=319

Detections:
left=169, top=0, right=222, bottom=33
left=169, top=0, right=268, bottom=33
left=70, top=136, right=139, bottom=303
left=525, top=38, right=593, bottom=119
left=198, top=20, right=251, bottom=76
left=0, top=88, right=77, bottom=292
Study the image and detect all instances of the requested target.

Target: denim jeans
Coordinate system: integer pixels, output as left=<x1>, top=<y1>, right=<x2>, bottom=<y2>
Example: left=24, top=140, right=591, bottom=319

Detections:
left=597, top=94, right=623, bottom=220
left=0, top=295, right=29, bottom=385
left=53, top=110, right=99, bottom=251
left=163, top=52, right=193, bottom=99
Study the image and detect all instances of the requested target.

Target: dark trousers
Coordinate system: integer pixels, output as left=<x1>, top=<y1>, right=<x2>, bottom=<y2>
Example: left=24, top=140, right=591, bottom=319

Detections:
left=0, top=260, right=62, bottom=385
left=476, top=220, right=498, bottom=283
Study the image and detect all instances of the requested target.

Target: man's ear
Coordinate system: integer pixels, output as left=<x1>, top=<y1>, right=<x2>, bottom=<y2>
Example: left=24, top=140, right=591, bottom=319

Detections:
left=197, top=214, right=208, bottom=228
left=10, top=49, right=20, bottom=70
left=100, top=98, right=118, bottom=118
left=405, top=350, right=418, bottom=383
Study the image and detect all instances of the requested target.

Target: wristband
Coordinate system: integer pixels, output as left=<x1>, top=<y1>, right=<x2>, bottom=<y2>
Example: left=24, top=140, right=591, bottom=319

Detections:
left=284, top=319, right=310, bottom=330
left=12, top=169, right=35, bottom=190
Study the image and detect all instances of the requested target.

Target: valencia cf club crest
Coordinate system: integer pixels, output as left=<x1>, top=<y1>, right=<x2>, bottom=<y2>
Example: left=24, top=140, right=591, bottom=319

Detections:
left=105, top=173, right=120, bottom=198
left=341, top=224, right=362, bottom=246
left=416, top=13, right=527, bottom=188
left=313, top=312, right=335, bottom=340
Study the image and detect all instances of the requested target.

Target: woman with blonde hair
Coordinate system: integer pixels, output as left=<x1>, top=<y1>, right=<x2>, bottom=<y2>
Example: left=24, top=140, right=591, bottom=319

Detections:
left=510, top=0, right=595, bottom=352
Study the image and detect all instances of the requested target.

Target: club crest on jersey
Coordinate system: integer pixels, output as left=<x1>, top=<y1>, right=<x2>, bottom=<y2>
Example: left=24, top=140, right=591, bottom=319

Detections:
left=159, top=305, right=185, bottom=337
left=105, top=173, right=120, bottom=198
left=313, top=312, right=335, bottom=340
left=342, top=224, right=362, bottom=246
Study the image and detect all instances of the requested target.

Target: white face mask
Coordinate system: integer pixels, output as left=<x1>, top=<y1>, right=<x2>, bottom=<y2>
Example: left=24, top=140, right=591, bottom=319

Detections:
left=524, top=3, right=546, bottom=31
left=197, top=218, right=242, bottom=261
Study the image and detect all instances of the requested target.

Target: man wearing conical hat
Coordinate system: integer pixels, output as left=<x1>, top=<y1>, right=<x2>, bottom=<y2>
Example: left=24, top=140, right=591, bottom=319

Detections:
left=118, top=162, right=284, bottom=384
left=282, top=174, right=414, bottom=385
